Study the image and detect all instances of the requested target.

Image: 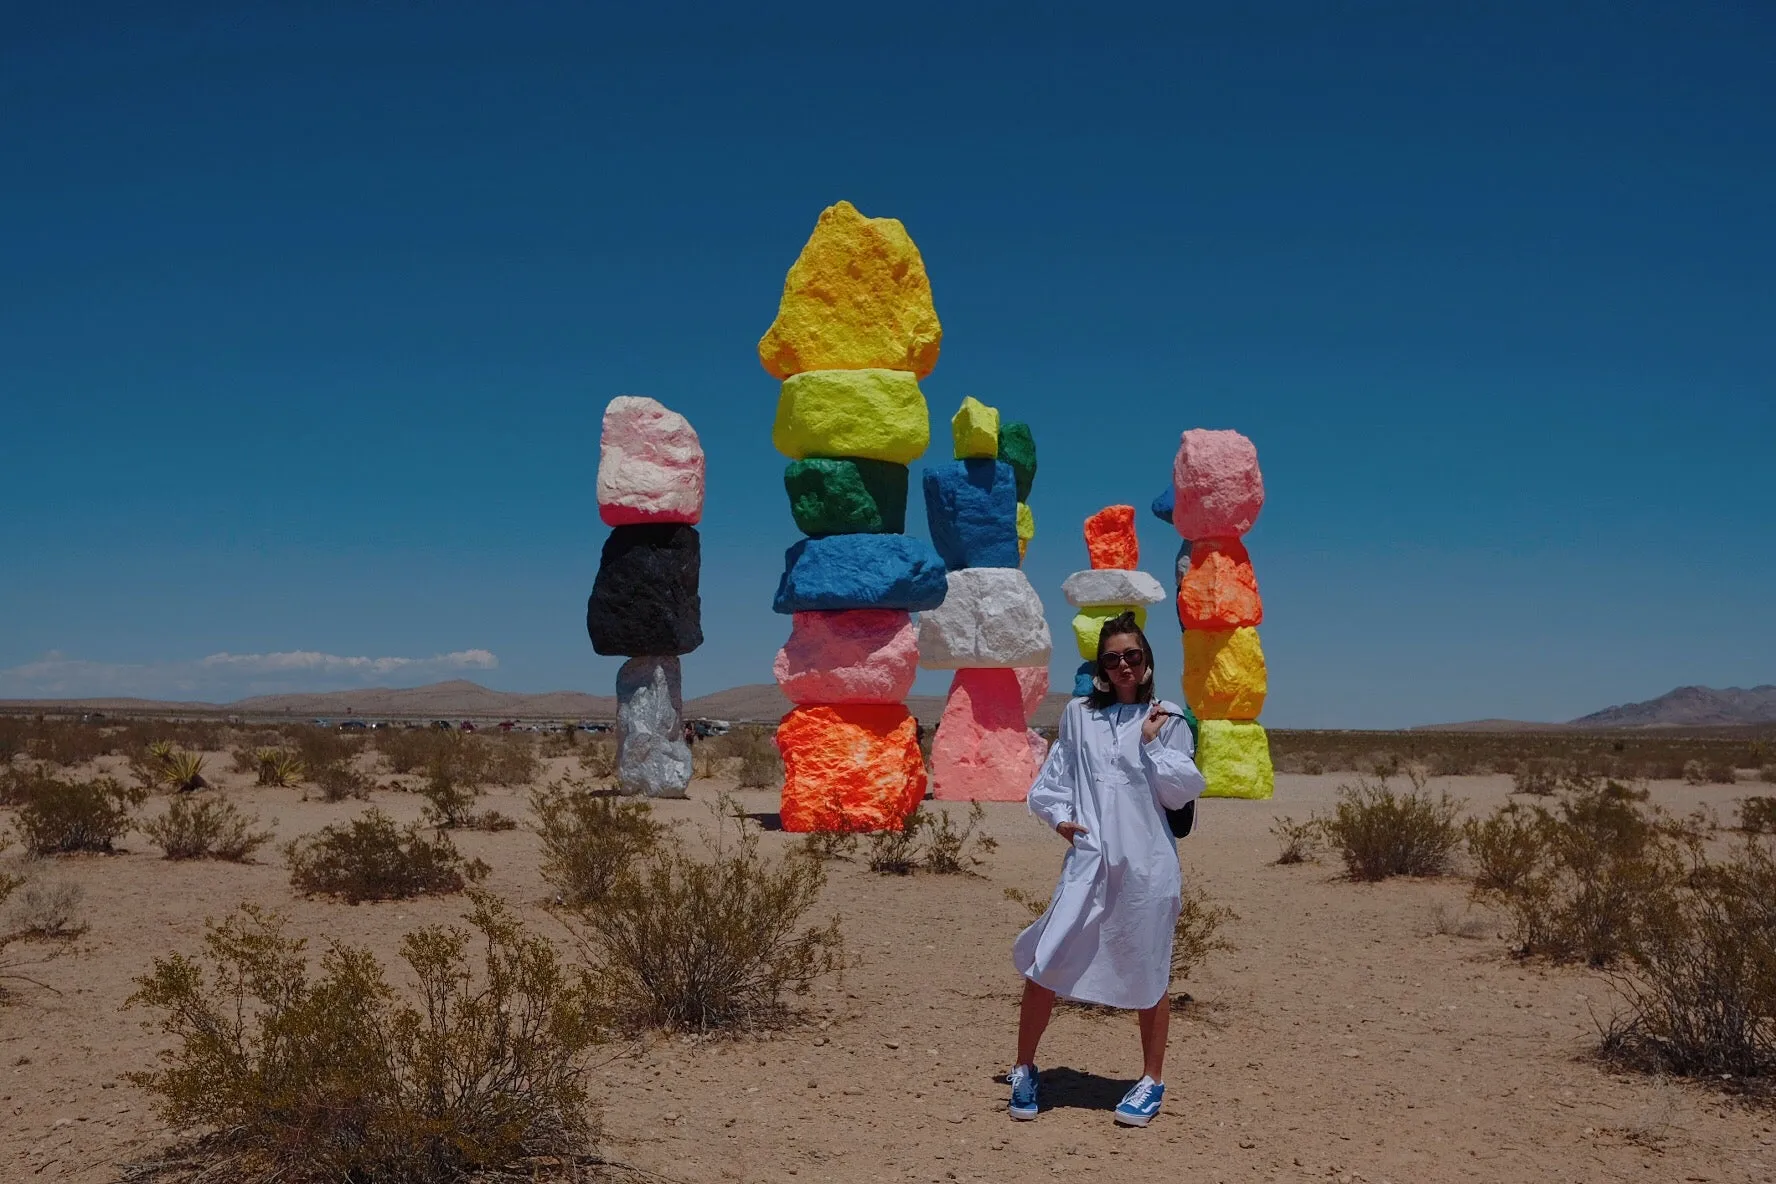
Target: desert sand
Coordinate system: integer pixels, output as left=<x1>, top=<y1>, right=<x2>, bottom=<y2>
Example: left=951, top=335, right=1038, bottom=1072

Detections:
left=3, top=764, right=1772, bottom=1183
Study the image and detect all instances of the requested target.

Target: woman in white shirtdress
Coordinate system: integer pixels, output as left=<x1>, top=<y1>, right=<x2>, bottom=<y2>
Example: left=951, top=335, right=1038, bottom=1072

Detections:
left=1006, top=612, right=1206, bottom=1126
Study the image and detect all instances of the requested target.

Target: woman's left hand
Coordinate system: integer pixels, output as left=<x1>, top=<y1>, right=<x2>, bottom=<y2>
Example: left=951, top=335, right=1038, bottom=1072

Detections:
left=1141, top=706, right=1169, bottom=745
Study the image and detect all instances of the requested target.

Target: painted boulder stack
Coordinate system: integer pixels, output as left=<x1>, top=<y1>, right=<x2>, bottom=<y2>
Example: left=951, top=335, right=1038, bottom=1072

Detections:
left=1172, top=428, right=1272, bottom=799
left=919, top=397, right=1052, bottom=801
left=763, top=201, right=947, bottom=832
left=1063, top=508, right=1168, bottom=696
left=586, top=397, right=704, bottom=797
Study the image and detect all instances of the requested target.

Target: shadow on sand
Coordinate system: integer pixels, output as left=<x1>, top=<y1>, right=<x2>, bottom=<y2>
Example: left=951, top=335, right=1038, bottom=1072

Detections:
left=1023, top=1066, right=1135, bottom=1114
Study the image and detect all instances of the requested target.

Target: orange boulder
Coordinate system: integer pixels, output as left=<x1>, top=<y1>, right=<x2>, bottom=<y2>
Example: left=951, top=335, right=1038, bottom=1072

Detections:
left=1084, top=505, right=1139, bottom=570
left=1178, top=537, right=1263, bottom=629
left=775, top=704, right=926, bottom=833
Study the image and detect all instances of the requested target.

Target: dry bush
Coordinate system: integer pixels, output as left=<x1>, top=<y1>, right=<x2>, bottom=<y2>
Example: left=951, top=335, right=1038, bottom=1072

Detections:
left=1464, top=801, right=1546, bottom=893
left=1602, top=838, right=1776, bottom=1082
left=1319, top=772, right=1464, bottom=881
left=126, top=893, right=602, bottom=1183
left=0, top=764, right=54, bottom=807
left=373, top=726, right=443, bottom=775
left=292, top=726, right=359, bottom=774
left=577, top=739, right=618, bottom=781
left=1513, top=758, right=1566, bottom=796
left=4, top=878, right=86, bottom=939
left=530, top=779, right=663, bottom=905
left=229, top=746, right=262, bottom=775
left=1270, top=815, right=1320, bottom=864
left=484, top=735, right=541, bottom=787
left=0, top=717, right=26, bottom=765
left=572, top=804, right=842, bottom=1030
left=26, top=719, right=116, bottom=768
left=731, top=729, right=784, bottom=789
left=15, top=775, right=145, bottom=854
left=920, top=803, right=997, bottom=874
left=1738, top=796, right=1776, bottom=835
left=141, top=796, right=274, bottom=861
left=865, top=815, right=923, bottom=875
left=285, top=810, right=489, bottom=904
left=1683, top=760, right=1708, bottom=786
left=1171, top=882, right=1236, bottom=986
left=799, top=829, right=860, bottom=862
left=1473, top=777, right=1689, bottom=966
left=311, top=760, right=370, bottom=802
left=1762, top=765, right=1776, bottom=785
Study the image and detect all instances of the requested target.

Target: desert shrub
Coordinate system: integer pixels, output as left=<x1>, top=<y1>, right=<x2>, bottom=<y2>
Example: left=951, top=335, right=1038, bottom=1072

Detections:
left=1004, top=886, right=1047, bottom=918
left=1319, top=773, right=1464, bottom=881
left=1171, top=882, right=1236, bottom=983
left=732, top=729, right=784, bottom=789
left=485, top=736, right=541, bottom=787
left=292, top=726, right=359, bottom=773
left=577, top=739, right=618, bottom=780
left=3, top=879, right=86, bottom=938
left=1270, top=815, right=1320, bottom=864
left=15, top=775, right=145, bottom=854
left=1683, top=760, right=1708, bottom=786
left=229, top=745, right=262, bottom=775
left=1603, top=838, right=1776, bottom=1081
left=1738, top=797, right=1776, bottom=835
left=374, top=726, right=442, bottom=775
left=312, top=760, right=369, bottom=802
left=141, top=796, right=274, bottom=861
left=530, top=779, right=663, bottom=905
left=254, top=748, right=305, bottom=787
left=573, top=807, right=842, bottom=1030
left=1763, top=765, right=1776, bottom=785
left=1465, top=802, right=1546, bottom=894
left=28, top=720, right=115, bottom=768
left=1706, top=762, right=1740, bottom=785
left=865, top=814, right=923, bottom=875
left=126, top=893, right=602, bottom=1183
left=799, top=829, right=860, bottom=862
left=0, top=717, right=25, bottom=765
left=920, top=803, right=997, bottom=874
left=0, top=764, right=55, bottom=807
left=1474, top=777, right=1688, bottom=966
left=285, top=810, right=488, bottom=903
left=163, top=749, right=208, bottom=793
left=1513, top=758, right=1566, bottom=796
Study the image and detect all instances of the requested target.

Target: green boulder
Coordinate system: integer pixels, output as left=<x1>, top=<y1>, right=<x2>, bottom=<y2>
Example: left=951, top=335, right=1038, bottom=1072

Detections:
left=998, top=421, right=1037, bottom=501
left=784, top=458, right=909, bottom=536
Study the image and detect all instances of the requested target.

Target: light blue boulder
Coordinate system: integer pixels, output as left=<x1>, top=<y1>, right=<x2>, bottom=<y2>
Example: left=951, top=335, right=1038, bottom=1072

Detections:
left=922, top=459, right=1019, bottom=570
left=773, top=534, right=948, bottom=613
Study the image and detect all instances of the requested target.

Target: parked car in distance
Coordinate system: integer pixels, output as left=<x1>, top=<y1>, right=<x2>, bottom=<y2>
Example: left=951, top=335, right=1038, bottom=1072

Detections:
left=431, top=720, right=453, bottom=730
left=459, top=720, right=476, bottom=732
left=338, top=720, right=368, bottom=731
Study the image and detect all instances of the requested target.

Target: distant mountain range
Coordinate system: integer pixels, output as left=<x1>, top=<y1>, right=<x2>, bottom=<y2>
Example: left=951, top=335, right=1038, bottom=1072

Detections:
left=3, top=680, right=1770, bottom=731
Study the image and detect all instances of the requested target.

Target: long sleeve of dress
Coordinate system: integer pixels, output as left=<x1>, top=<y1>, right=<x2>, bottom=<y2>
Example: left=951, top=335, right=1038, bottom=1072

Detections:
left=1141, top=708, right=1206, bottom=811
left=1026, top=703, right=1078, bottom=830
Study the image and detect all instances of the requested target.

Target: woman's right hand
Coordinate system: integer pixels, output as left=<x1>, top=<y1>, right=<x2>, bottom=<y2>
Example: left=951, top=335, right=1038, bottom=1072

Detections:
left=1056, top=821, right=1089, bottom=846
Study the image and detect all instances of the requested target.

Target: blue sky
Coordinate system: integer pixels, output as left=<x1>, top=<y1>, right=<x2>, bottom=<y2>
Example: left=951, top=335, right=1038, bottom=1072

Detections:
left=2, top=3, right=1771, bottom=727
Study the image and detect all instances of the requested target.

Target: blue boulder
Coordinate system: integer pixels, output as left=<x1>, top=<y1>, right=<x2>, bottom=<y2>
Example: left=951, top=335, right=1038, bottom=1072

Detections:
left=922, top=459, right=1019, bottom=570
left=773, top=534, right=948, bottom=613
left=1151, top=484, right=1175, bottom=524
left=1072, top=660, right=1096, bottom=698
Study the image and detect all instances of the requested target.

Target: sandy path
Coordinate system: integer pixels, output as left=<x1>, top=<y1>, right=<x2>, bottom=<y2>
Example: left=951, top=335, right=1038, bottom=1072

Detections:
left=3, top=766, right=1773, bottom=1182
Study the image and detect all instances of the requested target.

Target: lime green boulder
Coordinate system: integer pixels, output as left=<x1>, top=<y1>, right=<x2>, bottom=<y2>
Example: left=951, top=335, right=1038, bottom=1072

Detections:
left=951, top=396, right=999, bottom=458
left=997, top=421, right=1037, bottom=501
left=773, top=370, right=930, bottom=464
left=1070, top=604, right=1147, bottom=660
left=1196, top=719, right=1274, bottom=799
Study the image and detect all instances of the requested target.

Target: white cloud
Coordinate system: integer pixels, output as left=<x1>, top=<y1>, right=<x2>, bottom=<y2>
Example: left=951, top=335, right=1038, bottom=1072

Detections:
left=0, top=649, right=499, bottom=701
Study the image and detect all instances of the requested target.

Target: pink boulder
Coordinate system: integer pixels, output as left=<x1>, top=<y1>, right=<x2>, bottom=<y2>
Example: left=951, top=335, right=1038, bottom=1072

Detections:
left=930, top=668, right=1043, bottom=802
left=1014, top=665, right=1049, bottom=721
left=597, top=396, right=706, bottom=526
left=1172, top=429, right=1264, bottom=540
left=772, top=609, right=918, bottom=705
left=1027, top=728, right=1050, bottom=767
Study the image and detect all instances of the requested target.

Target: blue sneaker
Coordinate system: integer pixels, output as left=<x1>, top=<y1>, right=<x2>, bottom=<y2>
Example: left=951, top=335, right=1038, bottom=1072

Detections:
left=1114, top=1076, right=1165, bottom=1126
left=1007, top=1063, right=1039, bottom=1120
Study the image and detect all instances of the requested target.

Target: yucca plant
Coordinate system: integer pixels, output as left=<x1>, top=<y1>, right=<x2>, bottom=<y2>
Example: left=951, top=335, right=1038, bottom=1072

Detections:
left=255, top=749, right=305, bottom=788
left=165, top=750, right=208, bottom=793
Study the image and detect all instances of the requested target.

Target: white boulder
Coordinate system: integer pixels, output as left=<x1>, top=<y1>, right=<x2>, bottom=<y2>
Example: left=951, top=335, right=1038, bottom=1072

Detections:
left=917, top=569, right=1052, bottom=670
left=1062, top=568, right=1167, bottom=608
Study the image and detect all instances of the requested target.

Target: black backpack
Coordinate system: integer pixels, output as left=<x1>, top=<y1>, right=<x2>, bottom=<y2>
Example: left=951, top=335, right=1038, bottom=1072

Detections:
left=1165, top=704, right=1201, bottom=839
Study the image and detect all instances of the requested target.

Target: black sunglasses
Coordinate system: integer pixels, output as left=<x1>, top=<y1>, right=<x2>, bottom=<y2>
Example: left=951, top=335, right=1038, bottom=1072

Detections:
left=1101, top=648, right=1147, bottom=670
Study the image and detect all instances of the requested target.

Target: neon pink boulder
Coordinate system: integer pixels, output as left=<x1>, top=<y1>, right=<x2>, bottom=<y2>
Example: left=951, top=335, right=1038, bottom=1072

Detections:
left=773, top=609, right=918, bottom=705
left=1014, top=665, right=1049, bottom=721
left=930, top=668, right=1043, bottom=801
left=1172, top=428, right=1264, bottom=540
left=596, top=396, right=706, bottom=526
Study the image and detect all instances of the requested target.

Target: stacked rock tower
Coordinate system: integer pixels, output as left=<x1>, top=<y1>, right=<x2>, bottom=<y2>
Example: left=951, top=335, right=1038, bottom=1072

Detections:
left=763, top=201, right=949, bottom=833
left=917, top=397, right=1053, bottom=800
left=1172, top=428, right=1273, bottom=799
left=1063, top=506, right=1168, bottom=695
left=586, top=397, right=705, bottom=797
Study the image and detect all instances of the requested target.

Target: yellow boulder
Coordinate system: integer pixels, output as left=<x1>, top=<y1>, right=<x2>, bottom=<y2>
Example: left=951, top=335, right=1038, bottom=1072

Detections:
left=1016, top=502, right=1035, bottom=563
left=1197, top=719, right=1274, bottom=799
left=1071, top=604, right=1146, bottom=661
left=772, top=370, right=931, bottom=463
left=1182, top=628, right=1267, bottom=720
left=758, top=201, right=942, bottom=380
left=952, top=396, right=999, bottom=458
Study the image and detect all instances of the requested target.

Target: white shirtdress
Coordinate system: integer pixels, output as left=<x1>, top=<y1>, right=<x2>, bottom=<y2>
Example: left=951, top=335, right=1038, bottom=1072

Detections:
left=1011, top=697, right=1206, bottom=1010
